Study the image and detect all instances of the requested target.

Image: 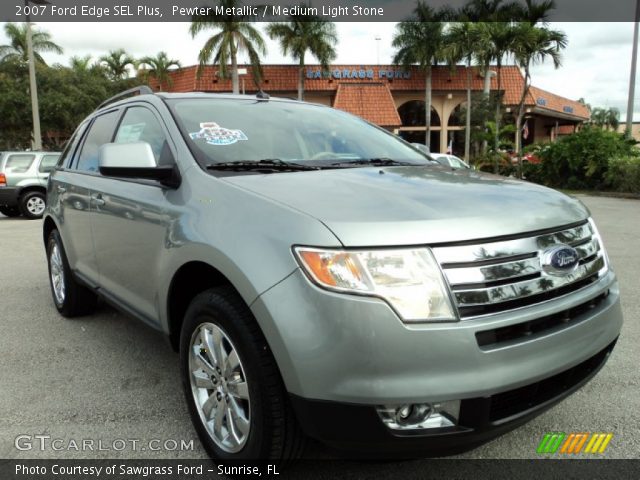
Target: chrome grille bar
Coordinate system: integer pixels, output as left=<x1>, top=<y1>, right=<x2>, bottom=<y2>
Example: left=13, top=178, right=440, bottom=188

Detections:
left=431, top=220, right=607, bottom=318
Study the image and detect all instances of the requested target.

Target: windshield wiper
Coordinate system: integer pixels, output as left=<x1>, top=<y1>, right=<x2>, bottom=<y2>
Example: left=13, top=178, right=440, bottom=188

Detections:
left=329, top=158, right=417, bottom=167
left=206, top=159, right=320, bottom=172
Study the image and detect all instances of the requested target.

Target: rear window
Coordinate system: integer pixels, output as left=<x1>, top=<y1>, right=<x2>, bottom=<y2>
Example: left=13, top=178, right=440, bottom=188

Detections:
left=167, top=98, right=428, bottom=167
left=5, top=154, right=35, bottom=173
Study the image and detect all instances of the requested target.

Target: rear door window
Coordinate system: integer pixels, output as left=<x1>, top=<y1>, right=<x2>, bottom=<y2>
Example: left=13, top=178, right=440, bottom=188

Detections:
left=39, top=154, right=61, bottom=173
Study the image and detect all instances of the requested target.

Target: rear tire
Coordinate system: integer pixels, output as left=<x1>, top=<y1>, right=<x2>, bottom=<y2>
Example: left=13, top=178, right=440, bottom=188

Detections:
left=20, top=191, right=46, bottom=219
left=180, top=287, right=305, bottom=463
left=46, top=229, right=98, bottom=317
left=0, top=206, right=20, bottom=217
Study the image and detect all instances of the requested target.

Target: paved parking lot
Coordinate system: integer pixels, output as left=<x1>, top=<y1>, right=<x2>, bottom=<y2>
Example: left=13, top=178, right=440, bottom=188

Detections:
left=0, top=195, right=638, bottom=465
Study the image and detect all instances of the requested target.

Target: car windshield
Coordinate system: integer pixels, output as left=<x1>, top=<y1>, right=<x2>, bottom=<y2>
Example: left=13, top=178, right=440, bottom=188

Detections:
left=449, top=156, right=469, bottom=169
left=167, top=98, right=431, bottom=169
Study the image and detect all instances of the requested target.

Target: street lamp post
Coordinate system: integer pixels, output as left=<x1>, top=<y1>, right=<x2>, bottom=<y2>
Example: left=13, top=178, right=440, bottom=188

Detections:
left=25, top=0, right=49, bottom=151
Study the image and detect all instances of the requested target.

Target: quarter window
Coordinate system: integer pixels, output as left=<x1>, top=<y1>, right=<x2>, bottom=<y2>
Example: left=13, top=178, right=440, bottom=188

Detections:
left=75, top=111, right=120, bottom=172
left=5, top=154, right=35, bottom=172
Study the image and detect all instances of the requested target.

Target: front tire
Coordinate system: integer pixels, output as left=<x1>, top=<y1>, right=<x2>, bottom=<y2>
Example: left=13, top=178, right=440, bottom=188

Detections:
left=20, top=191, right=46, bottom=219
left=46, top=230, right=98, bottom=317
left=180, top=287, right=305, bottom=462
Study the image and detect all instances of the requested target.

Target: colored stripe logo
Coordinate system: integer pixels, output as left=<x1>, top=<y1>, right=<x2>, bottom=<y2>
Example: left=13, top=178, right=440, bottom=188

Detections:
left=537, top=432, right=613, bottom=454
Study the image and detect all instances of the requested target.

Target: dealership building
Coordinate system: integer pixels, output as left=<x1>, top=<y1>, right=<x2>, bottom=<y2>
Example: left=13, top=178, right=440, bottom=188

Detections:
left=160, top=64, right=590, bottom=154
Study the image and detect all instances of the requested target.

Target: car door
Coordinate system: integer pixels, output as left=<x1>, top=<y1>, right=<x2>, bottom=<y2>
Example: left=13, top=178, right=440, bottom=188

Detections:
left=89, top=104, right=180, bottom=325
left=54, top=110, right=121, bottom=285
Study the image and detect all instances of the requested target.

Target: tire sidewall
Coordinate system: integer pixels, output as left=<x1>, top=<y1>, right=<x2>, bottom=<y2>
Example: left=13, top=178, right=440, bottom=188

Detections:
left=46, top=230, right=70, bottom=313
left=180, top=291, right=269, bottom=461
left=21, top=191, right=46, bottom=219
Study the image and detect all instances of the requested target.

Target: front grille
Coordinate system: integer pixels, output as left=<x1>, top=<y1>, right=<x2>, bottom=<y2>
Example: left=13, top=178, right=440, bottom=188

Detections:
left=488, top=340, right=616, bottom=422
left=475, top=291, right=609, bottom=348
left=431, top=220, right=608, bottom=318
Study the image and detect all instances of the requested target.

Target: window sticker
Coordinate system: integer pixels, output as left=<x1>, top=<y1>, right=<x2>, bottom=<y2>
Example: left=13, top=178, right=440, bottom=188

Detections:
left=116, top=123, right=146, bottom=143
left=189, top=122, right=248, bottom=146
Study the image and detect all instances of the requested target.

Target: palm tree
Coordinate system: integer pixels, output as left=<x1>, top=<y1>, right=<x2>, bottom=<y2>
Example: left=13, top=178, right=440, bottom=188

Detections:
left=476, top=22, right=517, bottom=154
left=0, top=23, right=63, bottom=65
left=189, top=0, right=266, bottom=94
left=392, top=2, right=452, bottom=148
left=69, top=55, right=92, bottom=73
left=138, top=52, right=181, bottom=90
left=591, top=107, right=620, bottom=130
left=99, top=48, right=135, bottom=80
left=266, top=13, right=337, bottom=101
left=444, top=22, right=482, bottom=161
left=512, top=23, right=567, bottom=174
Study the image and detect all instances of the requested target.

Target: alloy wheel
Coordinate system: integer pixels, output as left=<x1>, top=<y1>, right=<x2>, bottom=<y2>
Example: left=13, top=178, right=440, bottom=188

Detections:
left=188, top=322, right=251, bottom=453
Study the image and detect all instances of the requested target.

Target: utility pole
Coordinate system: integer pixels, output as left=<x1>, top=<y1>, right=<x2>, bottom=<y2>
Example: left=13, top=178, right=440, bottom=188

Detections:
left=26, top=14, right=42, bottom=150
left=25, top=0, right=50, bottom=150
left=626, top=0, right=640, bottom=138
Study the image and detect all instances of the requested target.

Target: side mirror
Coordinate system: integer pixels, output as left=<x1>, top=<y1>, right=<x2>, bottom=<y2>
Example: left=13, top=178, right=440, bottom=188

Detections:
left=98, top=142, right=180, bottom=188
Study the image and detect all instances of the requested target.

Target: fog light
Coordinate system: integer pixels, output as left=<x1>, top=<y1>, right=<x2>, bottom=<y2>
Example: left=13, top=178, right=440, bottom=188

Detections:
left=377, top=400, right=460, bottom=431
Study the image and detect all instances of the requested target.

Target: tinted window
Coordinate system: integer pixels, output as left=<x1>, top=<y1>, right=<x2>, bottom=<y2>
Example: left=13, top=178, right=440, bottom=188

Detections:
left=58, top=123, right=88, bottom=169
left=114, top=107, right=172, bottom=165
left=168, top=99, right=428, bottom=166
left=5, top=154, right=35, bottom=172
left=39, top=154, right=60, bottom=173
left=76, top=111, right=119, bottom=172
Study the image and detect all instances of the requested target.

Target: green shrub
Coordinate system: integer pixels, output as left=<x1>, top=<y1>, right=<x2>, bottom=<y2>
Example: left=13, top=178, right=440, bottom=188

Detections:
left=537, top=127, right=637, bottom=189
left=605, top=156, right=640, bottom=193
left=474, top=152, right=514, bottom=176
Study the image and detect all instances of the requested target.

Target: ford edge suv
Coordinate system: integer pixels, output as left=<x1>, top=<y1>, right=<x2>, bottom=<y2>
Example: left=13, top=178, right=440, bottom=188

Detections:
left=43, top=87, right=623, bottom=461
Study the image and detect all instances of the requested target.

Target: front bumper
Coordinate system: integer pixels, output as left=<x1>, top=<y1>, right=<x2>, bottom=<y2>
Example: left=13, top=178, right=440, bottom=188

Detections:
left=0, top=186, right=19, bottom=206
left=288, top=338, right=617, bottom=456
left=251, top=268, right=622, bottom=404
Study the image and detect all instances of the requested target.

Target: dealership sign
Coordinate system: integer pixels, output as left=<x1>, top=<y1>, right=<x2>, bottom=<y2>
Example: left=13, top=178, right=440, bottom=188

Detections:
left=306, top=67, right=411, bottom=80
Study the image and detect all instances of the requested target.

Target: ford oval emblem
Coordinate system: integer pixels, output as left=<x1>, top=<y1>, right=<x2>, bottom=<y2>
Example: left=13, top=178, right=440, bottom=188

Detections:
left=542, top=245, right=580, bottom=275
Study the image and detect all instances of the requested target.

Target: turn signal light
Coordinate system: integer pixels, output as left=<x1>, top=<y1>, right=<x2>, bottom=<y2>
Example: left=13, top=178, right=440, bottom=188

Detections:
left=0, top=173, right=6, bottom=187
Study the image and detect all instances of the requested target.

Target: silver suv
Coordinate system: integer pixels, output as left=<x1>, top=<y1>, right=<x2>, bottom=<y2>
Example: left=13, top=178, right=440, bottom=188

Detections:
left=43, top=87, right=623, bottom=462
left=0, top=151, right=60, bottom=218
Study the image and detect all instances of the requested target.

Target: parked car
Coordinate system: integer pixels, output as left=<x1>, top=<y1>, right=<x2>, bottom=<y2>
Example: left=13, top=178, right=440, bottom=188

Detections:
left=509, top=151, right=541, bottom=165
left=43, top=87, right=622, bottom=462
left=0, top=151, right=61, bottom=219
left=431, top=153, right=472, bottom=170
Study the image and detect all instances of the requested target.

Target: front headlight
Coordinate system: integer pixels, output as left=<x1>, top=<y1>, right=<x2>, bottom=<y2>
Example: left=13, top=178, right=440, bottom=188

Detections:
left=293, top=247, right=457, bottom=322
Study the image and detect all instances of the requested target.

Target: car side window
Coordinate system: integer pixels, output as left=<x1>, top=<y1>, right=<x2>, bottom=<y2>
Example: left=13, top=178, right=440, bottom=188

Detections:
left=39, top=155, right=60, bottom=173
left=114, top=107, right=173, bottom=165
left=5, top=154, right=35, bottom=173
left=75, top=111, right=120, bottom=173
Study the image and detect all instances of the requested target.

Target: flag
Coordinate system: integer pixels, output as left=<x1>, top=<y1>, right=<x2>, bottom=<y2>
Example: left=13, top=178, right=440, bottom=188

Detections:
left=522, top=120, right=530, bottom=140
left=446, top=138, right=453, bottom=154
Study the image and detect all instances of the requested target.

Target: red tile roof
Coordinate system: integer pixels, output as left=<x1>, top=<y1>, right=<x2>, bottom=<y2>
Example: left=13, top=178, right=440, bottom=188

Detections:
left=156, top=64, right=589, bottom=122
left=333, top=83, right=401, bottom=126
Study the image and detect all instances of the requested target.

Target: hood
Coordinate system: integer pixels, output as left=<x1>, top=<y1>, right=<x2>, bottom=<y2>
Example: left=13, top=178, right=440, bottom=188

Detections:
left=224, top=166, right=589, bottom=246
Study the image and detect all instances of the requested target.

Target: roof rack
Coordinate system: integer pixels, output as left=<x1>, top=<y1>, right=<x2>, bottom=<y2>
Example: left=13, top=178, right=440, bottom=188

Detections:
left=96, top=85, right=154, bottom=111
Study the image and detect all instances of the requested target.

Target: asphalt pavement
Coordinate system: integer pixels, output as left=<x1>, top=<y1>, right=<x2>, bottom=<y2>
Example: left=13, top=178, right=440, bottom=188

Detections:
left=0, top=195, right=637, bottom=467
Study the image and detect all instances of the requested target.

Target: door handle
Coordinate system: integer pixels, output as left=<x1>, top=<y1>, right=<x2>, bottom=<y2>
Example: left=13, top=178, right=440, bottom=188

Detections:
left=56, top=185, right=66, bottom=193
left=91, top=194, right=105, bottom=206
